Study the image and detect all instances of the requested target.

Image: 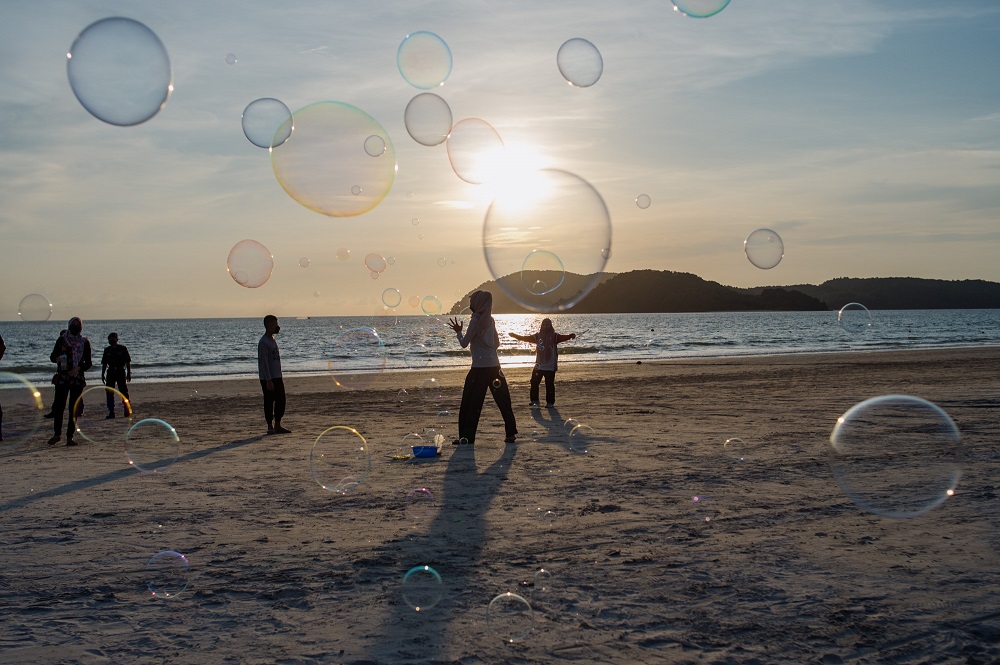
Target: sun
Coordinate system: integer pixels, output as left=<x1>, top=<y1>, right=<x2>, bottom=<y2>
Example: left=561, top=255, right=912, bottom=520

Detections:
left=471, top=143, right=553, bottom=211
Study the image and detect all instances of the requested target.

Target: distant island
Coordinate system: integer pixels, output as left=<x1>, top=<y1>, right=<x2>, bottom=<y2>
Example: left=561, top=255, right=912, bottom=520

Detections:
left=449, top=270, right=1000, bottom=314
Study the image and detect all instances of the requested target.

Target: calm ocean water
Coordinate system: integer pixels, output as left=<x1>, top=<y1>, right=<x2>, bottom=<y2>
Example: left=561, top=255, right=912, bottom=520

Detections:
left=1, top=310, right=998, bottom=387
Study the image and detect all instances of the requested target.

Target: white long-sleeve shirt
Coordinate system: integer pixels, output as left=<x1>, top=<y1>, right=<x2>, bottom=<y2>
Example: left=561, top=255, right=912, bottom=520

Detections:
left=258, top=334, right=282, bottom=380
left=456, top=314, right=500, bottom=367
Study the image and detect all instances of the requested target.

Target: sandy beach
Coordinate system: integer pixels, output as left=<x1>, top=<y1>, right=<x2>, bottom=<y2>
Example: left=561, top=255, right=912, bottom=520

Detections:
left=2, top=347, right=1000, bottom=664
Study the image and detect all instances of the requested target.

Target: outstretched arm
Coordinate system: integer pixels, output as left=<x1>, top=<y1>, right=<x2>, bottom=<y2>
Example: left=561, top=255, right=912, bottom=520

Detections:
left=509, top=332, right=536, bottom=344
left=556, top=333, right=576, bottom=343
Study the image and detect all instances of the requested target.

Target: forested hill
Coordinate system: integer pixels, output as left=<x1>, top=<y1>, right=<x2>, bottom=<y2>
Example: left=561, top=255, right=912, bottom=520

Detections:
left=450, top=271, right=1000, bottom=314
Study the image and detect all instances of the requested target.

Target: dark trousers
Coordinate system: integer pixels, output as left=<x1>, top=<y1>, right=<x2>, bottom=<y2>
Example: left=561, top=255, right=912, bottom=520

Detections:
left=458, top=366, right=517, bottom=445
left=260, top=378, right=286, bottom=425
left=52, top=383, right=85, bottom=440
left=530, top=369, right=556, bottom=405
left=105, top=370, right=129, bottom=414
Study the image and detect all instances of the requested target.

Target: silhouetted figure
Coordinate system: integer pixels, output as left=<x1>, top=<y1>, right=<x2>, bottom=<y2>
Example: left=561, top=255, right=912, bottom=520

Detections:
left=510, top=318, right=576, bottom=407
left=258, top=314, right=290, bottom=435
left=48, top=317, right=92, bottom=446
left=101, top=332, right=132, bottom=418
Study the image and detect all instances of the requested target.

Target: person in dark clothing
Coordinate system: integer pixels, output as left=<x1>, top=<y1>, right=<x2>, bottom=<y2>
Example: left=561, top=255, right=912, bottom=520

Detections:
left=258, top=314, right=290, bottom=435
left=509, top=318, right=576, bottom=408
left=47, top=317, right=93, bottom=446
left=101, top=332, right=132, bottom=418
left=447, top=290, right=517, bottom=445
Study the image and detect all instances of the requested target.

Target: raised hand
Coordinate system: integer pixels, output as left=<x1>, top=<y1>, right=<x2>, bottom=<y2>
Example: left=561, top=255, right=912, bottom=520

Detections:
left=447, top=317, right=464, bottom=333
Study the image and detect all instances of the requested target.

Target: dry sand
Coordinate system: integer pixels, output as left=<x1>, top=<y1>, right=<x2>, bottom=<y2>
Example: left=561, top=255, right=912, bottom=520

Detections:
left=2, top=347, right=1000, bottom=664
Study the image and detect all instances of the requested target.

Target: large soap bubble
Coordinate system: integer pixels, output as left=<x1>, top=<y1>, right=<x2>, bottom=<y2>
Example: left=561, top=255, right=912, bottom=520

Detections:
left=382, top=288, right=403, bottom=308
left=838, top=302, right=873, bottom=335
left=447, top=118, right=504, bottom=185
left=397, top=31, right=452, bottom=89
left=18, top=294, right=53, bottom=322
left=483, top=169, right=612, bottom=312
left=126, top=418, right=180, bottom=473
left=404, top=93, right=453, bottom=147
left=327, top=327, right=386, bottom=389
left=145, top=550, right=189, bottom=598
left=227, top=239, right=274, bottom=288
left=311, top=426, right=372, bottom=493
left=270, top=102, right=396, bottom=217
left=67, top=17, right=172, bottom=126
left=402, top=565, right=443, bottom=611
left=0, top=373, right=44, bottom=450
left=488, top=592, right=534, bottom=643
left=671, top=0, right=732, bottom=18
left=556, top=38, right=603, bottom=88
left=242, top=98, right=293, bottom=149
left=744, top=228, right=784, bottom=270
left=74, top=386, right=134, bottom=444
left=830, top=395, right=963, bottom=519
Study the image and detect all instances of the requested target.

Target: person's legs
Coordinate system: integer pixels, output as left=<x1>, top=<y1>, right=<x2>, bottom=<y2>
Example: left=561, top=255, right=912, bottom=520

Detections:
left=529, top=369, right=542, bottom=404
left=457, top=368, right=491, bottom=444
left=543, top=370, right=556, bottom=406
left=489, top=368, right=518, bottom=441
left=105, top=377, right=115, bottom=415
left=260, top=380, right=275, bottom=431
left=50, top=384, right=69, bottom=441
left=115, top=372, right=130, bottom=413
left=272, top=378, right=290, bottom=433
left=66, top=384, right=84, bottom=442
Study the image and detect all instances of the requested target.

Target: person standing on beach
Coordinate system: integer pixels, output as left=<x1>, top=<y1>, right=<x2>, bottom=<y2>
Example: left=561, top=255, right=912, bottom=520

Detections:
left=101, top=332, right=132, bottom=419
left=258, top=315, right=291, bottom=435
left=447, top=290, right=517, bottom=445
left=509, top=318, right=576, bottom=408
left=48, top=317, right=92, bottom=446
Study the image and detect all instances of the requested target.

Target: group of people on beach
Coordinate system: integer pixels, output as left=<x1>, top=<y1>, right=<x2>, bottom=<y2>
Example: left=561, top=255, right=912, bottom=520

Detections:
left=257, top=290, right=575, bottom=447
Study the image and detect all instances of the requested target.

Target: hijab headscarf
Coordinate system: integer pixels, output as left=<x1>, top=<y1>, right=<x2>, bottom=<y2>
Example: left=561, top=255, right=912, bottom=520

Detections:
left=536, top=318, right=556, bottom=365
left=63, top=317, right=87, bottom=367
left=469, top=290, right=493, bottom=319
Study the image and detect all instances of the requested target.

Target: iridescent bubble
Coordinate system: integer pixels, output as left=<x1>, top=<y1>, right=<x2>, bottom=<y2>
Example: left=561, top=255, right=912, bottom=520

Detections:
left=397, top=31, right=452, bottom=89
left=404, top=93, right=453, bottom=147
left=0, top=373, right=44, bottom=450
left=563, top=418, right=579, bottom=432
left=830, top=395, right=962, bottom=519
left=838, top=302, right=873, bottom=335
left=67, top=17, right=172, bottom=126
left=405, top=487, right=436, bottom=521
left=327, top=327, right=386, bottom=389
left=336, top=247, right=351, bottom=261
left=74, top=386, right=134, bottom=444
left=310, top=426, right=372, bottom=493
left=364, top=134, right=386, bottom=157
left=401, top=565, right=443, bottom=611
left=635, top=194, right=651, bottom=209
left=387, top=257, right=396, bottom=265
left=744, top=228, right=784, bottom=270
left=242, top=98, right=293, bottom=149
left=227, top=239, right=274, bottom=288
left=447, top=118, right=504, bottom=184
left=436, top=258, right=447, bottom=268
left=125, top=418, right=180, bottom=473
left=484, top=169, right=612, bottom=312
left=556, top=38, right=603, bottom=88
left=145, top=550, right=189, bottom=598
left=298, top=256, right=310, bottom=268
left=270, top=102, right=396, bottom=217
left=488, top=592, right=534, bottom=643
left=672, top=0, right=732, bottom=18
left=408, top=296, right=421, bottom=308
left=382, top=288, right=403, bottom=308
left=723, top=437, right=746, bottom=462
left=569, top=424, right=594, bottom=454
left=365, top=253, right=387, bottom=273
left=521, top=250, right=565, bottom=296
left=404, top=343, right=433, bottom=370
left=225, top=52, right=237, bottom=65
left=421, top=296, right=443, bottom=316
left=690, top=495, right=719, bottom=523
left=420, top=379, right=444, bottom=407
left=18, top=294, right=52, bottom=322
left=534, top=568, right=553, bottom=592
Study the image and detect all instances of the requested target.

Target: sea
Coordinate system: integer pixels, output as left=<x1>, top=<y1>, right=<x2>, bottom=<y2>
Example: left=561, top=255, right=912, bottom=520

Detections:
left=1, top=309, right=998, bottom=387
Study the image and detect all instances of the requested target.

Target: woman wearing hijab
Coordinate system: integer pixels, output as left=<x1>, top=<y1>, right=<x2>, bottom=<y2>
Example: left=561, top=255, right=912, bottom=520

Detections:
left=447, top=290, right=517, bottom=445
left=47, top=317, right=93, bottom=446
left=509, top=318, right=576, bottom=408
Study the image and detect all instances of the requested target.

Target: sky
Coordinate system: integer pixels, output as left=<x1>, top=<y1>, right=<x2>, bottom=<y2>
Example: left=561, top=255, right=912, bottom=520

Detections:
left=1, top=0, right=999, bottom=320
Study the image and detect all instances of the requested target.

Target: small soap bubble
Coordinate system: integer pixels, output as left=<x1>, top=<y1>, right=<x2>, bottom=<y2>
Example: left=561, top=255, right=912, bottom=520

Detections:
left=672, top=0, right=732, bottom=18
left=404, top=93, right=453, bottom=146
left=563, top=418, right=579, bottom=432
left=488, top=592, right=534, bottom=644
left=225, top=52, right=237, bottom=65
left=404, top=343, right=433, bottom=369
left=411, top=218, right=420, bottom=226
left=310, top=426, right=372, bottom=493
left=492, top=377, right=502, bottom=389
left=74, top=386, right=134, bottom=444
left=437, top=258, right=447, bottom=268
left=0, top=373, right=44, bottom=450
left=838, top=302, right=873, bottom=335
left=556, top=38, right=603, bottom=88
left=421, top=296, right=443, bottom=316
left=420, top=379, right=444, bottom=406
left=409, top=295, right=421, bottom=308
left=351, top=184, right=363, bottom=196
left=447, top=118, right=504, bottom=185
left=405, top=487, right=436, bottom=521
left=540, top=509, right=557, bottom=528
left=569, top=424, right=594, bottom=454
left=227, top=240, right=274, bottom=288
left=744, top=228, right=784, bottom=270
left=521, top=250, right=565, bottom=296
left=125, top=418, right=180, bottom=473
left=382, top=288, right=402, bottom=308
left=635, top=194, right=651, bottom=209
left=830, top=395, right=962, bottom=519
left=336, top=247, right=351, bottom=261
left=398, top=389, right=412, bottom=403
left=67, top=17, right=172, bottom=126
left=690, top=495, right=718, bottom=523
left=145, top=550, right=189, bottom=598
left=534, top=568, right=553, bottom=592
left=242, top=98, right=293, bottom=149
left=365, top=253, right=387, bottom=273
left=401, top=565, right=443, bottom=611
left=364, top=134, right=386, bottom=157
left=327, top=327, right=386, bottom=389
left=18, top=294, right=53, bottom=322
left=298, top=256, right=310, bottom=268
left=723, top=437, right=746, bottom=462
left=397, top=31, right=452, bottom=89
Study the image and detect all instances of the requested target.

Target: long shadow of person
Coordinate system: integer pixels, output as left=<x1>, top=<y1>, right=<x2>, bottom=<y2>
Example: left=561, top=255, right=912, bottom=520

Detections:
left=363, top=439, right=518, bottom=663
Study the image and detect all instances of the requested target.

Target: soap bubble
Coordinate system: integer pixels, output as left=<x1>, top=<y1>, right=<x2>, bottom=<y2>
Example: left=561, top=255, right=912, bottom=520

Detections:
left=563, top=418, right=579, bottom=432
left=404, top=343, right=433, bottom=370
left=145, top=550, right=189, bottom=598
left=420, top=379, right=444, bottom=406
left=125, top=418, right=180, bottom=473
left=411, top=218, right=420, bottom=226
left=672, top=0, right=732, bottom=18
left=534, top=568, right=553, bottom=592
left=0, top=373, right=44, bottom=450
left=18, top=294, right=52, bottom=322
left=690, top=495, right=718, bottom=523
left=436, top=258, right=447, bottom=268
left=365, top=253, right=387, bottom=273
left=830, top=395, right=962, bottom=519
left=67, top=17, right=172, bottom=126
left=838, top=302, right=873, bottom=335
left=327, top=327, right=386, bottom=389
left=556, top=38, right=603, bottom=88
left=370, top=306, right=399, bottom=332
left=402, top=565, right=443, bottom=611
left=311, top=426, right=372, bottom=493
left=397, top=31, right=452, bottom=89
left=336, top=247, right=351, bottom=261
left=227, top=240, right=273, bottom=288
left=404, top=93, right=453, bottom=146
left=298, top=256, right=310, bottom=268
left=723, top=437, right=746, bottom=462
left=635, top=194, right=651, bottom=209
left=409, top=295, right=421, bottom=308
left=447, top=118, right=504, bottom=185
left=488, top=592, right=534, bottom=643
left=744, top=228, right=784, bottom=270
left=569, top=424, right=594, bottom=454
left=351, top=185, right=363, bottom=196
left=225, top=52, right=237, bottom=65
left=484, top=169, right=611, bottom=312
left=421, top=296, right=443, bottom=316
left=521, top=250, right=565, bottom=296
left=270, top=101, right=396, bottom=217
left=242, top=97, right=292, bottom=149
left=74, top=386, right=134, bottom=444
left=382, top=288, right=402, bottom=308
left=364, top=134, right=386, bottom=157
left=405, top=487, right=436, bottom=521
